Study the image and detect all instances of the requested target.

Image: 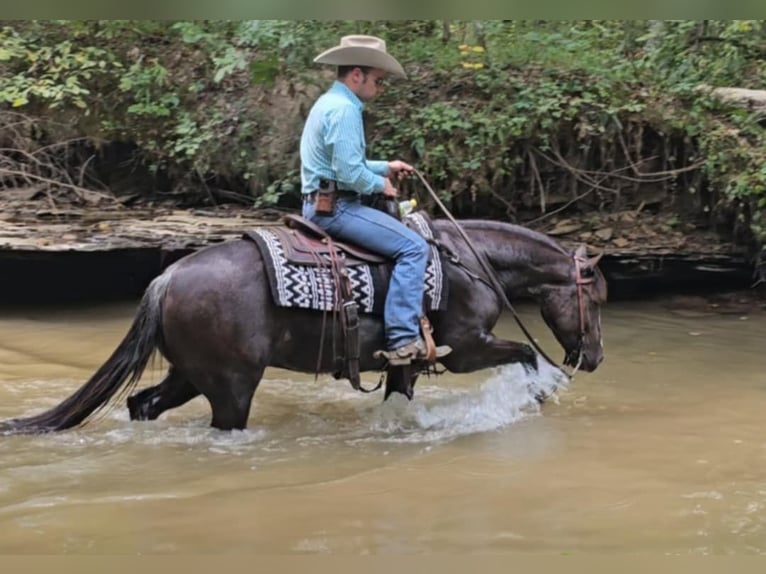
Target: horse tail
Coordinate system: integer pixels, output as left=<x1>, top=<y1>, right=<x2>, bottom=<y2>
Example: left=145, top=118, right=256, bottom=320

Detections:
left=0, top=270, right=174, bottom=435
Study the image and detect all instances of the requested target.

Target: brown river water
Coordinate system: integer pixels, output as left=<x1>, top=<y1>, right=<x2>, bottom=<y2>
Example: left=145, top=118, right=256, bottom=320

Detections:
left=0, top=298, right=764, bottom=554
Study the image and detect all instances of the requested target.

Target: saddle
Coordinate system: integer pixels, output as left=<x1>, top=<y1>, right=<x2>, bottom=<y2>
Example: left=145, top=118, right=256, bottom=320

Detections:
left=279, top=214, right=387, bottom=266
left=267, top=214, right=444, bottom=392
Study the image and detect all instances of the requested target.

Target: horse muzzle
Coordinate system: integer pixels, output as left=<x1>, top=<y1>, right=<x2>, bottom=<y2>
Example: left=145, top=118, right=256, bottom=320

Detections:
left=564, top=345, right=603, bottom=372
left=563, top=348, right=580, bottom=369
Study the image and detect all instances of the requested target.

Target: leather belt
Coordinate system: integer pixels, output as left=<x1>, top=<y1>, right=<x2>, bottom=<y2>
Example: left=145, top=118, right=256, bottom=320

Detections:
left=303, top=189, right=358, bottom=203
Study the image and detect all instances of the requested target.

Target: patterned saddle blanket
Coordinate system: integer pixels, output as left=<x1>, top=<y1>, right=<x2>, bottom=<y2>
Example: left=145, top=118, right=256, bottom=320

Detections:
left=245, top=212, right=448, bottom=315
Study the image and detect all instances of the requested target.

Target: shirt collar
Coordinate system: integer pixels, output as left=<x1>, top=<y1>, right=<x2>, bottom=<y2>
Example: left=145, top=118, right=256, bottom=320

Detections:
left=330, top=80, right=365, bottom=111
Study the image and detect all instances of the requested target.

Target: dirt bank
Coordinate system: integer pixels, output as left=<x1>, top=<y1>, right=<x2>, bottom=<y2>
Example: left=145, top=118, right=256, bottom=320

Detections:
left=0, top=194, right=759, bottom=304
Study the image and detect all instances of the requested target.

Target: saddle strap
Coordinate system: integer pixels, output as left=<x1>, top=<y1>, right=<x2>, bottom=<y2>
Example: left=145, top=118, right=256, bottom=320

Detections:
left=330, top=241, right=379, bottom=393
left=420, top=316, right=437, bottom=363
left=343, top=300, right=361, bottom=390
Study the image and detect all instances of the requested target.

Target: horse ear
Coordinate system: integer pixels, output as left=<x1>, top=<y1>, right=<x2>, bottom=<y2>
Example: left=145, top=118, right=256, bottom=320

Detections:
left=574, top=244, right=588, bottom=259
left=575, top=244, right=604, bottom=269
left=588, top=252, right=604, bottom=267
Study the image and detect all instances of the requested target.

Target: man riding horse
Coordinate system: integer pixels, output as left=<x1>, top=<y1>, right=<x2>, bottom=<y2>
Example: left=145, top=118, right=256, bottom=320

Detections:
left=0, top=39, right=608, bottom=436
left=300, top=34, right=450, bottom=366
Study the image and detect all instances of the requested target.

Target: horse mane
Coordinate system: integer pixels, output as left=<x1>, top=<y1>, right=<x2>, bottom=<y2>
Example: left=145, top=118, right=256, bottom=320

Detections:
left=454, top=218, right=608, bottom=300
left=450, top=219, right=570, bottom=255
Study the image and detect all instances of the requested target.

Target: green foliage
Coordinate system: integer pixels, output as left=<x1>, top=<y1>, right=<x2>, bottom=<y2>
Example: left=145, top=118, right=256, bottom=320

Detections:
left=373, top=20, right=764, bottom=247
left=256, top=168, right=299, bottom=208
left=1, top=19, right=765, bottom=250
left=641, top=20, right=765, bottom=90
left=0, top=24, right=118, bottom=109
left=119, top=59, right=178, bottom=117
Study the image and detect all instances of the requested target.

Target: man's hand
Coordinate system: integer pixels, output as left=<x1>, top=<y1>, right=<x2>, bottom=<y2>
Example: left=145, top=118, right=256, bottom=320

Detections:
left=382, top=177, right=398, bottom=198
left=387, top=160, right=415, bottom=181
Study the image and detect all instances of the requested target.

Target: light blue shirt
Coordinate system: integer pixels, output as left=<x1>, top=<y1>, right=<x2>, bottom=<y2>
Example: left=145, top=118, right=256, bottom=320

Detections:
left=300, top=81, right=389, bottom=195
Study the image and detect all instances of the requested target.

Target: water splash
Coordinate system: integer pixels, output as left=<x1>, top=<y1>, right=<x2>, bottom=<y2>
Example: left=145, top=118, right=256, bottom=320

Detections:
left=356, top=359, right=568, bottom=444
left=2, top=358, right=567, bottom=453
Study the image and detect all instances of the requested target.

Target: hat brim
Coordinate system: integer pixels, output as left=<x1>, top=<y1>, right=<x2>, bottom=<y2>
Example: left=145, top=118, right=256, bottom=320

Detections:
left=314, top=46, right=406, bottom=79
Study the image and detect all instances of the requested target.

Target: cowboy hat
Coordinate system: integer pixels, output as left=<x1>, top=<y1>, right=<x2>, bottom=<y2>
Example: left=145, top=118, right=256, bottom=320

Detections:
left=314, top=35, right=406, bottom=79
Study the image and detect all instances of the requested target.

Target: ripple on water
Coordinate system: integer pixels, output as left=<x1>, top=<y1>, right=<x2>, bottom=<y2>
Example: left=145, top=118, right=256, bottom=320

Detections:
left=3, top=357, right=566, bottom=457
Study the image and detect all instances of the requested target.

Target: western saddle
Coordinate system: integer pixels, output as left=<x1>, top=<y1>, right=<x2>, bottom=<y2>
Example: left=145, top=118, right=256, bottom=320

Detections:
left=276, top=214, right=442, bottom=391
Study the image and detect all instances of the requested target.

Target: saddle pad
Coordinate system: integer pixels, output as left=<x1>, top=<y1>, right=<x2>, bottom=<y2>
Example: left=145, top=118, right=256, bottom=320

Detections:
left=248, top=212, right=448, bottom=315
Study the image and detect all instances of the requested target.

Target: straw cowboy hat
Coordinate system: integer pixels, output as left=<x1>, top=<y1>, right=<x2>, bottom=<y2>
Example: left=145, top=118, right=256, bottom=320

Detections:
left=314, top=35, right=406, bottom=79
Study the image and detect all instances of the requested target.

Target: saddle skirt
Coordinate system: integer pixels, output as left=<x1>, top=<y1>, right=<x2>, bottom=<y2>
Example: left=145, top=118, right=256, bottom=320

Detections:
left=245, top=212, right=448, bottom=315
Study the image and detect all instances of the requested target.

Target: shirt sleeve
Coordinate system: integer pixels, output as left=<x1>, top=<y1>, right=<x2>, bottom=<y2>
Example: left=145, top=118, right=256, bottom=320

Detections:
left=324, top=105, right=386, bottom=195
left=366, top=160, right=390, bottom=177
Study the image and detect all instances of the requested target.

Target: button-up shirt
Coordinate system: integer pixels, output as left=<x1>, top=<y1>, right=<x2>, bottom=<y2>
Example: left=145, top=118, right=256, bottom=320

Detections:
left=300, top=81, right=389, bottom=195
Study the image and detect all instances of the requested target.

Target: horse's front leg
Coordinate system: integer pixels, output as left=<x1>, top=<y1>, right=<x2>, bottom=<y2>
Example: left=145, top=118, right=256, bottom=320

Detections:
left=441, top=333, right=537, bottom=373
left=384, top=364, right=418, bottom=400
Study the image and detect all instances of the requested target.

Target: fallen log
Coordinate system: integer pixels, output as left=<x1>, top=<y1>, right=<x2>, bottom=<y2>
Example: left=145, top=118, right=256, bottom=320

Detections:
left=697, top=85, right=766, bottom=112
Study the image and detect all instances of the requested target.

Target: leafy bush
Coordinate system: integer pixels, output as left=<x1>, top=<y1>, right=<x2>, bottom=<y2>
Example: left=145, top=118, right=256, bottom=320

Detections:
left=0, top=20, right=764, bottom=255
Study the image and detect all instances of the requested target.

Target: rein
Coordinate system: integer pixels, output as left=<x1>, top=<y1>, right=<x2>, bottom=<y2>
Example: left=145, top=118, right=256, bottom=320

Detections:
left=413, top=168, right=585, bottom=380
left=570, top=253, right=594, bottom=377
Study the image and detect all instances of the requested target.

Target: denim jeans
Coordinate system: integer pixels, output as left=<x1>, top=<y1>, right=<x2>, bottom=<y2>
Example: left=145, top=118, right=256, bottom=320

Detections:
left=303, top=195, right=429, bottom=350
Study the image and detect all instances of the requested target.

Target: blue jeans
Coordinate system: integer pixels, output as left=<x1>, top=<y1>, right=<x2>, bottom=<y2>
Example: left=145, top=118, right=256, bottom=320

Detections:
left=303, top=195, right=429, bottom=350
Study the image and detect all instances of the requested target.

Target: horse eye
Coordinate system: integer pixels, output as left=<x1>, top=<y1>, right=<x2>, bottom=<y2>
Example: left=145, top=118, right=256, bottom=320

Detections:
left=581, top=267, right=595, bottom=278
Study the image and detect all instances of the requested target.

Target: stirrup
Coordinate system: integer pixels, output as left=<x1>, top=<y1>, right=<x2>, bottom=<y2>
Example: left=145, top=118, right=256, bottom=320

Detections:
left=373, top=344, right=452, bottom=366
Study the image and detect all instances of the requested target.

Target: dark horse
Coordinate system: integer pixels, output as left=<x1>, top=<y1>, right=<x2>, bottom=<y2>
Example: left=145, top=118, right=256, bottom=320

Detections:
left=0, top=219, right=607, bottom=434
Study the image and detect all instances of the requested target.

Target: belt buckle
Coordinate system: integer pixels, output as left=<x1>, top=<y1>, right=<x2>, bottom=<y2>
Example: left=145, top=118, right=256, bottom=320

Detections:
left=319, top=179, right=337, bottom=192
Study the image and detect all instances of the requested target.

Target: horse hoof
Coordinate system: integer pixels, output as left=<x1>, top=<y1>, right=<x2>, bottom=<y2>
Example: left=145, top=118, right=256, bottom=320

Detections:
left=384, top=386, right=414, bottom=401
left=522, top=361, right=538, bottom=375
left=127, top=395, right=150, bottom=421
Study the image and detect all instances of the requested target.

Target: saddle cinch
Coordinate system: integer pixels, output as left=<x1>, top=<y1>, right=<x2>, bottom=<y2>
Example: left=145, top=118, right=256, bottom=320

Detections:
left=269, top=214, right=443, bottom=391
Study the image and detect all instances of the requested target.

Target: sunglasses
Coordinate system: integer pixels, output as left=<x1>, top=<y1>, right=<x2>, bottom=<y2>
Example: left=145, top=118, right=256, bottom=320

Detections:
left=361, top=71, right=386, bottom=88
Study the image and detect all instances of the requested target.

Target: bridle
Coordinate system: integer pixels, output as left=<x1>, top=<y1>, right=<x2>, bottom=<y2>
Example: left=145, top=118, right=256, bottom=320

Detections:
left=570, top=252, right=597, bottom=376
left=413, top=168, right=598, bottom=381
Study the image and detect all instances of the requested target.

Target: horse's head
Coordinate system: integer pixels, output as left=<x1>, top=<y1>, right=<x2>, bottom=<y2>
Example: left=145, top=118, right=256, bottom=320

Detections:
left=539, top=245, right=607, bottom=372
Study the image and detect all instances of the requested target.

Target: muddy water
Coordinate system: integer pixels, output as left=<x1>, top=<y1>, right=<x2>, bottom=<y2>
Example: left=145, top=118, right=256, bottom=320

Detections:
left=0, top=299, right=764, bottom=554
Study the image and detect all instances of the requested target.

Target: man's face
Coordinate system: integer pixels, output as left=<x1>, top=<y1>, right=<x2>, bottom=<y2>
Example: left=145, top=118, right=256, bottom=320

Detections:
left=354, top=67, right=387, bottom=102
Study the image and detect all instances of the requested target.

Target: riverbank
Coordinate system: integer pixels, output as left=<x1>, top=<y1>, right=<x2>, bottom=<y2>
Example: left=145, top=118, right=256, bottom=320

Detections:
left=0, top=196, right=759, bottom=304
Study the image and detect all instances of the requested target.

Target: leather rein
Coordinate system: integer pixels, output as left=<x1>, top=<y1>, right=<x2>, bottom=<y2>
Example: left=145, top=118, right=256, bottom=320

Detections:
left=413, top=169, right=590, bottom=380
left=571, top=252, right=594, bottom=376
